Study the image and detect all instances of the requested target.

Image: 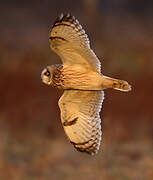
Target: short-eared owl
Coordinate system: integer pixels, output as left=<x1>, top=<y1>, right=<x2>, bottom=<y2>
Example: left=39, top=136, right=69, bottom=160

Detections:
left=41, top=14, right=131, bottom=155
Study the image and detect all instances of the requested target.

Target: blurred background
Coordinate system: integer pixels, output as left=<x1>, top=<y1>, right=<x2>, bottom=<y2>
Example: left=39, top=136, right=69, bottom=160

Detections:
left=0, top=0, right=153, bottom=179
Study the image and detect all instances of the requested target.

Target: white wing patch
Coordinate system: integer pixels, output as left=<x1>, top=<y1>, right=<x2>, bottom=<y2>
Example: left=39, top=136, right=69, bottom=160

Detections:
left=49, top=13, right=101, bottom=72
left=58, top=90, right=104, bottom=155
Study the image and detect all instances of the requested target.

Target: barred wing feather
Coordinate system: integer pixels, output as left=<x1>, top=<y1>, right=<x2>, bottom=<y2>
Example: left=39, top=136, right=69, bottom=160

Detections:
left=58, top=90, right=104, bottom=155
left=49, top=14, right=101, bottom=72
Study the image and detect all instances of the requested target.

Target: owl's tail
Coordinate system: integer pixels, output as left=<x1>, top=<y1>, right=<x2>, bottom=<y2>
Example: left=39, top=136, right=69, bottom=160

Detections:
left=101, top=75, right=131, bottom=92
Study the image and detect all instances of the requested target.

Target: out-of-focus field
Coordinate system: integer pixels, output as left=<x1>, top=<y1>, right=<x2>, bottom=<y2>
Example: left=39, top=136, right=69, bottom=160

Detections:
left=0, top=135, right=153, bottom=180
left=0, top=1, right=153, bottom=179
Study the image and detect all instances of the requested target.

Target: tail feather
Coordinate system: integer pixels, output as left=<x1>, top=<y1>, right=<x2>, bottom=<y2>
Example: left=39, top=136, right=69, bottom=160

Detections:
left=112, top=79, right=131, bottom=92
left=102, top=76, right=131, bottom=92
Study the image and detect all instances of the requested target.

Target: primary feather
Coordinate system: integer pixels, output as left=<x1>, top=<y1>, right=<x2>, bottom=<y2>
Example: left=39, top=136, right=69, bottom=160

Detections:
left=49, top=13, right=101, bottom=72
left=58, top=90, right=104, bottom=155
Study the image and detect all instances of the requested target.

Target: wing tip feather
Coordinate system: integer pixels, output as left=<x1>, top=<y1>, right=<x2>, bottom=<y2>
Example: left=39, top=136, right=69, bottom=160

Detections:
left=52, top=13, right=75, bottom=28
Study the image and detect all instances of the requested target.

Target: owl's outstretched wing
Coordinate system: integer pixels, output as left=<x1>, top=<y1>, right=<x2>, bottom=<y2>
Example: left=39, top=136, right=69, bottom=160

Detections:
left=49, top=14, right=101, bottom=72
left=58, top=90, right=104, bottom=155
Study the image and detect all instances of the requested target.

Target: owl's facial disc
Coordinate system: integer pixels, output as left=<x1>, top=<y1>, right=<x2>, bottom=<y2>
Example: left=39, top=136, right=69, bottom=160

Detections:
left=41, top=68, right=52, bottom=85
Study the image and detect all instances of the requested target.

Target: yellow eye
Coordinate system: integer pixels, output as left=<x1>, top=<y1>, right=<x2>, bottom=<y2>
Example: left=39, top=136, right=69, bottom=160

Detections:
left=44, top=70, right=50, bottom=77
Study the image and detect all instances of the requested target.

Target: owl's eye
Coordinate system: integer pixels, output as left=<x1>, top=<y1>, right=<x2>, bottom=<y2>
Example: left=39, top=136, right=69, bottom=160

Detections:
left=44, top=70, right=50, bottom=77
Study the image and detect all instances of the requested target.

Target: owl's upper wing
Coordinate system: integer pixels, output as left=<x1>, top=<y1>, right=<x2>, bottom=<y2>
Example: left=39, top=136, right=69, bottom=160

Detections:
left=58, top=90, right=104, bottom=155
left=49, top=14, right=101, bottom=72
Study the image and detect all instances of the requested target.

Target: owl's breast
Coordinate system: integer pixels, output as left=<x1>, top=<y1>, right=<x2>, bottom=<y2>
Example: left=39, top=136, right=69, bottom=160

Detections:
left=58, top=65, right=102, bottom=90
left=52, top=64, right=65, bottom=88
left=51, top=64, right=102, bottom=90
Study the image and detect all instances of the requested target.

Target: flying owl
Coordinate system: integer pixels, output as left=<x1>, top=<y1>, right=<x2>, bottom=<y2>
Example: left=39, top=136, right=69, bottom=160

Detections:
left=41, top=14, right=131, bottom=155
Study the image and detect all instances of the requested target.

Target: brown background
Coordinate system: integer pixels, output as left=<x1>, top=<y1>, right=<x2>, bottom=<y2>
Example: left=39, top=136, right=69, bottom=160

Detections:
left=0, top=0, right=153, bottom=179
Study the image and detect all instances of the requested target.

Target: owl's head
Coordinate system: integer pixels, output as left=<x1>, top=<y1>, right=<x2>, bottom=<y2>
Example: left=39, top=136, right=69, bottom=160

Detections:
left=41, top=66, right=53, bottom=85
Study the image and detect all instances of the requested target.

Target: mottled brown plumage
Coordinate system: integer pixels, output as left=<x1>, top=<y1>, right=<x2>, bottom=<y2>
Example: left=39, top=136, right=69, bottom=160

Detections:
left=41, top=13, right=131, bottom=155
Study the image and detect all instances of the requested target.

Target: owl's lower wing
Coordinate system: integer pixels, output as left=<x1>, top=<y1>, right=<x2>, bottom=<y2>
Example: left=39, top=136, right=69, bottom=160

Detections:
left=49, top=14, right=101, bottom=72
left=58, top=90, right=104, bottom=155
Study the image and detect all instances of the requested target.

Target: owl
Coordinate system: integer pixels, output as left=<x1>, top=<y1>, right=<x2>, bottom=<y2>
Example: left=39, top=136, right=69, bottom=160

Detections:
left=41, top=14, right=131, bottom=155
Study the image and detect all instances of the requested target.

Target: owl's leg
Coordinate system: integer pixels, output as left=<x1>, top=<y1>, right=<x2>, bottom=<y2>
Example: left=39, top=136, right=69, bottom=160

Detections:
left=101, top=75, right=131, bottom=92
